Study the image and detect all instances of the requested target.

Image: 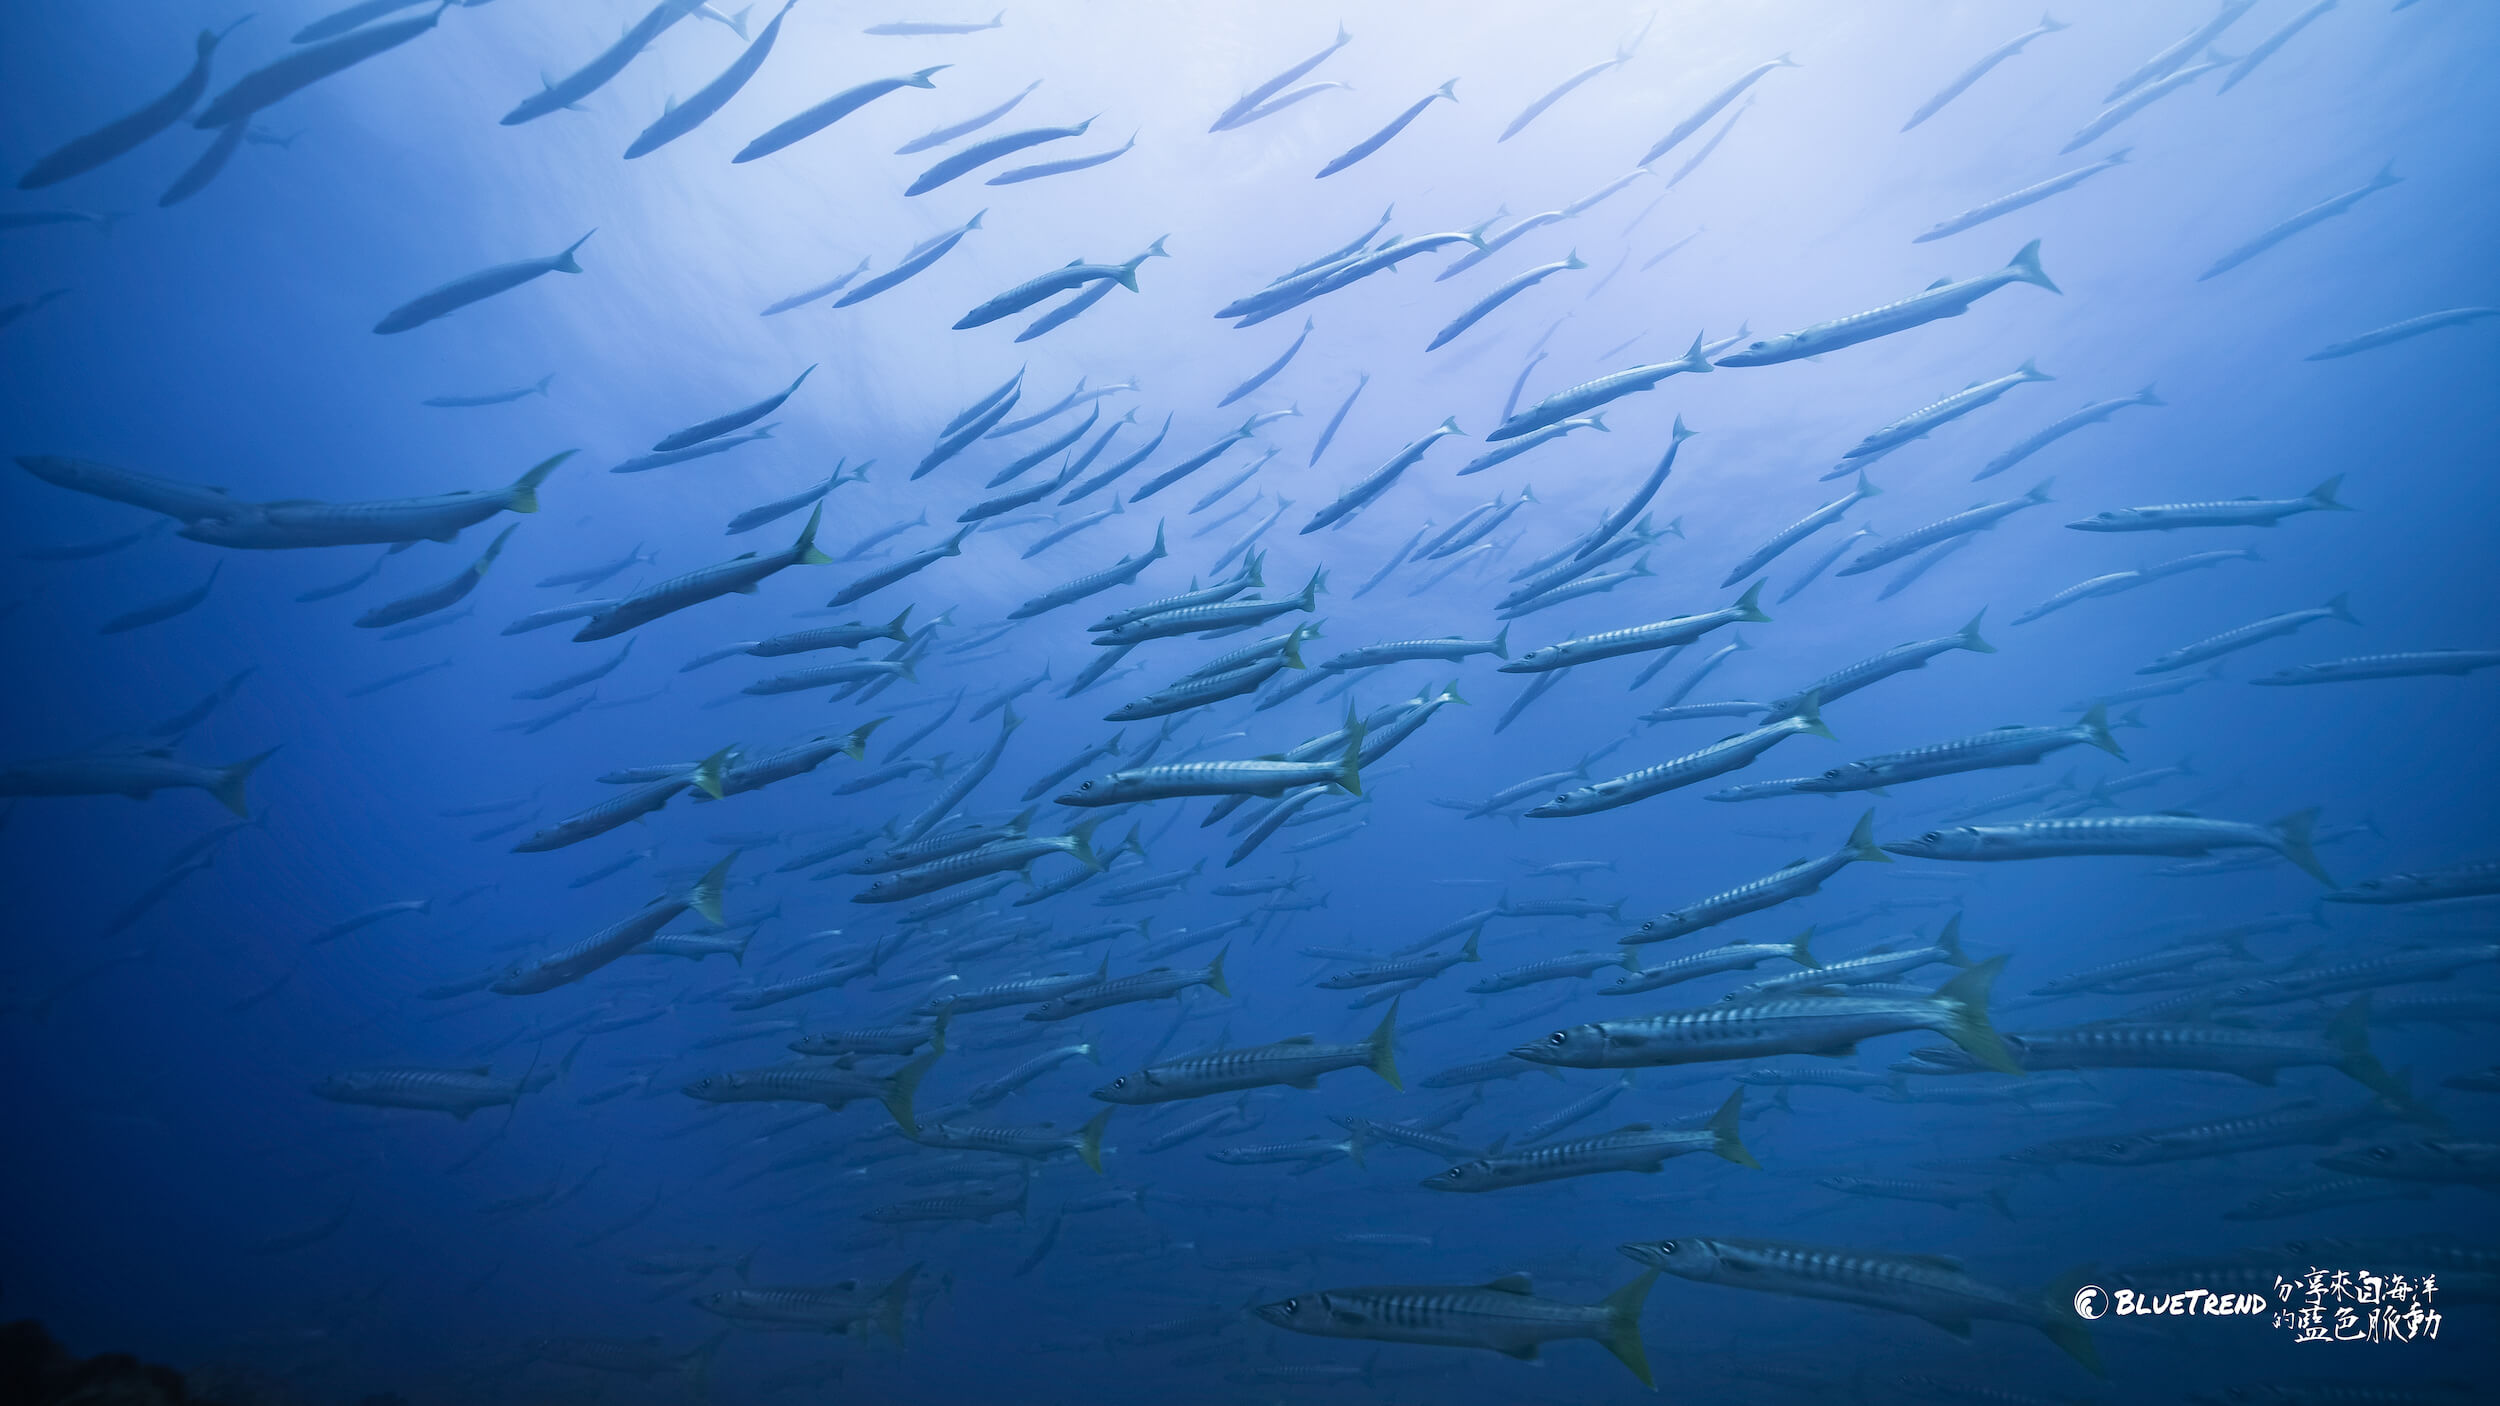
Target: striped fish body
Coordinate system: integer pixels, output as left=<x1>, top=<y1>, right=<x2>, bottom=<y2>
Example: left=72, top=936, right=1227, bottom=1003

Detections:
left=1517, top=993, right=1962, bottom=1068
left=1426, top=1124, right=1723, bottom=1191
left=1027, top=956, right=1225, bottom=1021
left=1097, top=1007, right=1395, bottom=1104
left=789, top=1025, right=932, bottom=1056
left=1624, top=1237, right=2045, bottom=1337
left=1257, top=1272, right=1649, bottom=1371
left=313, top=1066, right=531, bottom=1118
left=928, top=968, right=1099, bottom=1015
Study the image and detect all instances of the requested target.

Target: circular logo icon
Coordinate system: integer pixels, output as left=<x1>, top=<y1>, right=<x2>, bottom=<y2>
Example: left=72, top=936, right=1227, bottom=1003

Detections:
left=2072, top=1285, right=2108, bottom=1320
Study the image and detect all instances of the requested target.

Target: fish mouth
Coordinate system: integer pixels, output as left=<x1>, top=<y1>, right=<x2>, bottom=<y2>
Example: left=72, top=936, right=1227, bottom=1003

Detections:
left=1617, top=1242, right=1666, bottom=1267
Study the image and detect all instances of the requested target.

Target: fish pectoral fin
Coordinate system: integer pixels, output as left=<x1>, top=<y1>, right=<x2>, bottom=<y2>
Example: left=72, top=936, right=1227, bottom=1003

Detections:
left=1905, top=1253, right=1963, bottom=1272
left=1484, top=1273, right=1534, bottom=1294
left=1498, top=1344, right=1540, bottom=1361
left=1925, top=276, right=1952, bottom=289
left=733, top=583, right=761, bottom=594
left=1277, top=1035, right=1316, bottom=1044
left=1925, top=1316, right=1974, bottom=1339
left=1813, top=1043, right=1862, bottom=1057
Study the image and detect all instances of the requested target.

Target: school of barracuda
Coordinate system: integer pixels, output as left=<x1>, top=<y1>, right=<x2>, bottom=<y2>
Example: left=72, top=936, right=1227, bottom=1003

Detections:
left=2, top=0, right=2494, bottom=1402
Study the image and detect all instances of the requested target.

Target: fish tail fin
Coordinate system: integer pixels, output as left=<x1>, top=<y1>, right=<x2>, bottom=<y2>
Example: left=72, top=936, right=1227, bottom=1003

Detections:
left=2309, top=475, right=2351, bottom=510
left=2006, top=239, right=2060, bottom=293
left=1790, top=926, right=1819, bottom=969
left=2371, top=160, right=2402, bottom=190
left=1435, top=78, right=1459, bottom=101
left=884, top=1051, right=940, bottom=1135
left=1280, top=625, right=1308, bottom=671
left=1733, top=579, right=1770, bottom=623
left=1459, top=926, right=1482, bottom=962
left=1846, top=809, right=1892, bottom=864
left=1599, top=1270, right=1659, bottom=1388
left=1959, top=609, right=1995, bottom=652
left=1336, top=722, right=1365, bottom=796
left=2034, top=1267, right=2105, bottom=1377
left=875, top=1263, right=918, bottom=1346
left=1709, top=1088, right=1759, bottom=1168
left=212, top=746, right=279, bottom=818
left=2017, top=357, right=2052, bottom=381
left=1075, top=1108, right=1112, bottom=1173
left=2039, top=14, right=2071, bottom=32
left=1343, top=1122, right=1367, bottom=1169
left=1147, top=520, right=1168, bottom=560
left=1676, top=330, right=1714, bottom=372
left=1204, top=945, right=1231, bottom=997
left=682, top=1329, right=730, bottom=1398
left=1989, top=1185, right=2017, bottom=1220
left=1490, top=624, right=1510, bottom=659
left=692, top=745, right=735, bottom=800
left=1068, top=817, right=1106, bottom=872
left=1790, top=690, right=1833, bottom=741
left=553, top=228, right=594, bottom=273
left=1937, top=913, right=1969, bottom=966
left=792, top=503, right=831, bottom=565
left=532, top=374, right=554, bottom=395
left=1932, top=955, right=2022, bottom=1075
left=839, top=714, right=889, bottom=759
left=2079, top=702, right=2122, bottom=756
left=1366, top=998, right=1402, bottom=1090
left=688, top=852, right=735, bottom=927
left=884, top=605, right=914, bottom=640
left=2269, top=807, right=2333, bottom=885
left=507, top=449, right=573, bottom=513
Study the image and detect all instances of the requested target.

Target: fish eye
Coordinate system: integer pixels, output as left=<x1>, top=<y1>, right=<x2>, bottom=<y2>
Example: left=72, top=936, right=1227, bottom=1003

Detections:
left=1553, top=795, right=1569, bottom=805
left=1660, top=1240, right=1678, bottom=1253
left=2106, top=1142, right=2128, bottom=1153
left=1112, top=1076, right=1127, bottom=1088
left=1280, top=1298, right=1299, bottom=1314
left=1547, top=1031, right=1567, bottom=1046
left=2370, top=1147, right=2392, bottom=1161
left=1822, top=768, right=1842, bottom=779
left=1079, top=781, right=1093, bottom=790
left=1922, top=832, right=1941, bottom=844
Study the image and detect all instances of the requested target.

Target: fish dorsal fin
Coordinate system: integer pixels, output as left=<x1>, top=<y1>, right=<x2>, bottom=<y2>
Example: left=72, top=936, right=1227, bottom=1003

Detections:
left=1905, top=1253, right=1963, bottom=1272
left=1613, top=1122, right=1654, bottom=1134
left=2156, top=808, right=2199, bottom=818
left=469, top=1065, right=493, bottom=1075
left=1483, top=1272, right=1534, bottom=1294
left=1277, top=1034, right=1316, bottom=1045
left=1925, top=276, right=1953, bottom=290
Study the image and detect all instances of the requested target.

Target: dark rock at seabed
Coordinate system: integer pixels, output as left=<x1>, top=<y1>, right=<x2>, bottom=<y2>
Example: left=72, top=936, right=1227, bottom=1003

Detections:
left=0, top=1318, right=189, bottom=1403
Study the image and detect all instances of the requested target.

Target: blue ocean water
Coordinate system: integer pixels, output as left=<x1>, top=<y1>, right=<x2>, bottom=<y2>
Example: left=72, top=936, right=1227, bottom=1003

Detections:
left=3, top=0, right=2496, bottom=1401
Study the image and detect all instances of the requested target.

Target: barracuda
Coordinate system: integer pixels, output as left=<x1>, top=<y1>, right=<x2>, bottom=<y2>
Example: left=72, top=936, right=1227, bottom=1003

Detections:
left=1093, top=1002, right=1398, bottom=1102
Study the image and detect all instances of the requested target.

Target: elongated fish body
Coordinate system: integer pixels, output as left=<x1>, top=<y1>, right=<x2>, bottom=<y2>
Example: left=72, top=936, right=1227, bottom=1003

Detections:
left=1469, top=949, right=1636, bottom=994
left=2139, top=594, right=2356, bottom=673
left=624, top=0, right=795, bottom=158
left=512, top=770, right=713, bottom=853
left=1303, top=421, right=1464, bottom=532
left=2199, top=163, right=2402, bottom=281
left=738, top=66, right=946, bottom=163
left=1902, top=15, right=2069, bottom=131
left=1915, top=155, right=2126, bottom=243
left=2226, top=1176, right=2430, bottom=1222
left=1439, top=209, right=1569, bottom=282
left=863, top=1179, right=1026, bottom=1223
left=2220, top=0, right=2340, bottom=95
left=1108, top=656, right=1293, bottom=722
left=1212, top=25, right=1350, bottom=131
left=1094, top=1004, right=1397, bottom=1102
left=612, top=425, right=776, bottom=475
left=1456, top=414, right=1604, bottom=478
left=426, top=374, right=554, bottom=408
left=1724, top=475, right=1879, bottom=586
left=1841, top=361, right=2053, bottom=464
left=712, top=728, right=880, bottom=798
left=911, top=1111, right=1112, bottom=1173
left=1093, top=566, right=1321, bottom=645
left=1796, top=707, right=2116, bottom=794
left=918, top=966, right=1096, bottom=1015
left=1896, top=1000, right=2393, bottom=1095
left=2111, top=0, right=2257, bottom=102
left=2328, top=858, right=2500, bottom=906
left=374, top=233, right=591, bottom=334
left=20, top=27, right=230, bottom=189
left=907, top=117, right=1092, bottom=195
left=683, top=1051, right=935, bottom=1130
left=988, top=134, right=1136, bottom=185
left=696, top=1268, right=915, bottom=1341
left=1517, top=959, right=2013, bottom=1072
left=855, top=828, right=1098, bottom=903
left=742, top=659, right=913, bottom=695
left=1975, top=385, right=2163, bottom=481
left=1318, top=931, right=1478, bottom=989
left=1604, top=932, right=1817, bottom=996
left=1883, top=810, right=2333, bottom=884
left=184, top=451, right=568, bottom=549
left=742, top=611, right=915, bottom=659
left=1642, top=54, right=1797, bottom=164
left=1316, top=80, right=1456, bottom=179
left=1026, top=950, right=1228, bottom=1021
left=496, top=858, right=730, bottom=994
left=654, top=367, right=814, bottom=453
left=2213, top=944, right=2496, bottom=1010
left=1618, top=1236, right=2098, bottom=1374
left=1627, top=811, right=1890, bottom=946
left=1489, top=340, right=1712, bottom=440
left=1013, top=524, right=1167, bottom=617
left=1256, top=1269, right=1656, bottom=1387
left=1061, top=733, right=1358, bottom=807
left=194, top=5, right=442, bottom=129
left=1532, top=708, right=1831, bottom=818
left=0, top=745, right=273, bottom=818
left=1064, top=414, right=1171, bottom=503
left=15, top=455, right=245, bottom=524
left=1839, top=482, right=2051, bottom=575
left=1762, top=612, right=1992, bottom=718
left=1504, top=583, right=1767, bottom=675
left=2307, top=307, right=2500, bottom=360
left=353, top=525, right=512, bottom=628
left=898, top=78, right=1040, bottom=155
left=838, top=211, right=986, bottom=310
left=727, top=471, right=846, bottom=535
left=503, top=4, right=686, bottom=125
left=315, top=1064, right=543, bottom=1118
left=958, top=239, right=1165, bottom=329
left=1429, top=1093, right=1753, bottom=1191
left=2061, top=59, right=2222, bottom=154
left=579, top=508, right=830, bottom=639
left=788, top=1024, right=935, bottom=1057
left=2072, top=478, right=2350, bottom=532
left=1719, top=242, right=2059, bottom=367
left=1429, top=255, right=1585, bottom=352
